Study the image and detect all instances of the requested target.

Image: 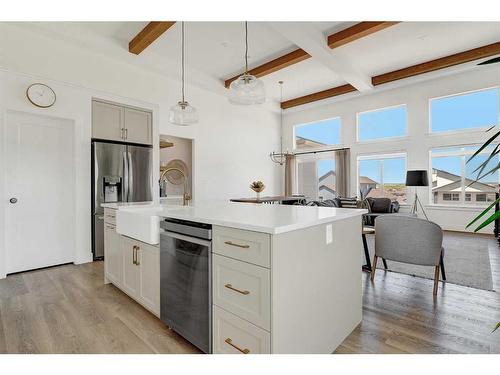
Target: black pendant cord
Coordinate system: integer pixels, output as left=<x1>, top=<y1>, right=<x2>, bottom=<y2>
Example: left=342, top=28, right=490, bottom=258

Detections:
left=181, top=21, right=185, bottom=103
left=244, top=21, right=249, bottom=74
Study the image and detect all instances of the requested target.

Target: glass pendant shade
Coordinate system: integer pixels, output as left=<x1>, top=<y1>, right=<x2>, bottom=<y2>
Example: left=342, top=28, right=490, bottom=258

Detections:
left=169, top=100, right=198, bottom=126
left=229, top=73, right=266, bottom=105
left=170, top=22, right=198, bottom=126
left=229, top=22, right=266, bottom=105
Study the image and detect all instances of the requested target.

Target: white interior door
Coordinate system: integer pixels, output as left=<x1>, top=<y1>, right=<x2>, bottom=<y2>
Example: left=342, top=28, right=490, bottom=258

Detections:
left=4, top=111, right=75, bottom=274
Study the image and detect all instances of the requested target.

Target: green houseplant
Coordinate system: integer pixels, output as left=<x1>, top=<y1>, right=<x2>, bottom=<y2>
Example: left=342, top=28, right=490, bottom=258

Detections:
left=465, top=125, right=500, bottom=332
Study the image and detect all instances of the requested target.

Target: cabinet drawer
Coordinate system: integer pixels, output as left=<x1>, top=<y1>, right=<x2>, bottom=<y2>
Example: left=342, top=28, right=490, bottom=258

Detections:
left=213, top=254, right=270, bottom=330
left=213, top=226, right=270, bottom=268
left=104, top=208, right=116, bottom=225
left=213, top=305, right=270, bottom=354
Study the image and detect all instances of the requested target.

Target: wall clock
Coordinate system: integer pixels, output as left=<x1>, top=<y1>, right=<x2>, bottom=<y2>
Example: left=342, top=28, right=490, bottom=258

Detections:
left=26, top=83, right=56, bottom=108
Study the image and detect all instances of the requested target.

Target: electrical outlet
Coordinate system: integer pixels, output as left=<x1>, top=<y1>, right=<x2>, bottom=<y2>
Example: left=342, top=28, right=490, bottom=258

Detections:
left=326, top=224, right=333, bottom=244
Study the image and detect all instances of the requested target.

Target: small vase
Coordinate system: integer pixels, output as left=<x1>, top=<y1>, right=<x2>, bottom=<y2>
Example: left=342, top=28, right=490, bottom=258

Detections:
left=256, top=191, right=261, bottom=200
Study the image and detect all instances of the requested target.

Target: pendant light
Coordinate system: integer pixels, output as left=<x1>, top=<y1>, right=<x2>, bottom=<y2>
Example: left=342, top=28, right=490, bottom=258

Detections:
left=229, top=21, right=266, bottom=105
left=269, top=81, right=290, bottom=165
left=170, top=22, right=198, bottom=125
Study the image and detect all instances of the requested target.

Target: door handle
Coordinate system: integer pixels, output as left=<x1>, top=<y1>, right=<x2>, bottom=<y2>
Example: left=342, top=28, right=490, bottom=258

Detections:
left=124, top=128, right=128, bottom=140
left=135, top=246, right=140, bottom=266
left=9, top=198, right=18, bottom=204
left=132, top=245, right=137, bottom=265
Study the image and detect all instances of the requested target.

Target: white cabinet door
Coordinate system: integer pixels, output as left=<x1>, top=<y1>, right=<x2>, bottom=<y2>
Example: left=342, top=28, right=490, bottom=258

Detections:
left=137, top=242, right=160, bottom=316
left=92, top=101, right=123, bottom=141
left=213, top=305, right=271, bottom=354
left=104, top=223, right=123, bottom=286
left=124, top=107, right=151, bottom=145
left=121, top=236, right=140, bottom=299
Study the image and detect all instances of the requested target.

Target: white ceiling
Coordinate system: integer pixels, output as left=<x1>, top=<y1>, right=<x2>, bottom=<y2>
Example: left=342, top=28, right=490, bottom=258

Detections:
left=13, top=21, right=500, bottom=104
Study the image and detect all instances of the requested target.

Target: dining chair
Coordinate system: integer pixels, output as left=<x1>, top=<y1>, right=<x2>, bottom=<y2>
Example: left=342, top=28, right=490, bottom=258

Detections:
left=371, top=215, right=444, bottom=295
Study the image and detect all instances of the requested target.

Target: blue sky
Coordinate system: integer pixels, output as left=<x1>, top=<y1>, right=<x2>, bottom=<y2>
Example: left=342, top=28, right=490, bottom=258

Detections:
left=297, top=88, right=500, bottom=184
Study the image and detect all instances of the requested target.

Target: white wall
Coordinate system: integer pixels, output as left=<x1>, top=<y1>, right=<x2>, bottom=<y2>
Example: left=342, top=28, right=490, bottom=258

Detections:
left=0, top=23, right=281, bottom=278
left=284, top=64, right=500, bottom=233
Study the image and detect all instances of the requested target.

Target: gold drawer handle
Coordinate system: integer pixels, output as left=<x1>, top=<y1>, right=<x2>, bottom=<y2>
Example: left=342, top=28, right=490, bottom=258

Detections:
left=225, top=284, right=250, bottom=295
left=225, top=338, right=250, bottom=354
left=224, top=241, right=250, bottom=249
left=135, top=245, right=140, bottom=266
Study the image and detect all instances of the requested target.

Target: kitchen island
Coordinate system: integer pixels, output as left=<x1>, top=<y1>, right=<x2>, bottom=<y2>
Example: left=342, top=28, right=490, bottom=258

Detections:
left=102, top=201, right=367, bottom=354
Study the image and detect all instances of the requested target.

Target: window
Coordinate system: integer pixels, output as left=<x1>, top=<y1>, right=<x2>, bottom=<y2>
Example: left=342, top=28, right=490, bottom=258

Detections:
left=357, top=153, right=407, bottom=203
left=357, top=105, right=407, bottom=141
left=431, top=88, right=500, bottom=133
left=294, top=118, right=341, bottom=150
left=297, top=155, right=336, bottom=201
left=431, top=145, right=499, bottom=206
left=476, top=194, right=486, bottom=202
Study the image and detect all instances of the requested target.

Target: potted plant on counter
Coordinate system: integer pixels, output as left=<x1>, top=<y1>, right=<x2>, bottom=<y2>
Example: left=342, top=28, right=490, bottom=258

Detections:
left=250, top=181, right=265, bottom=200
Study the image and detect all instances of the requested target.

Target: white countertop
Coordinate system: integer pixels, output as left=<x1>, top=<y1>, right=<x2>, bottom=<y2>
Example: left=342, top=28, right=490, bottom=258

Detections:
left=104, top=201, right=366, bottom=235
left=155, top=201, right=366, bottom=234
left=101, top=201, right=156, bottom=209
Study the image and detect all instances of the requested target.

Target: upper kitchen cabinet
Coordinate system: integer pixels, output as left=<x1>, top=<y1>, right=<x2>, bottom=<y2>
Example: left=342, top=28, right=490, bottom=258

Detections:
left=124, top=107, right=152, bottom=145
left=92, top=100, right=123, bottom=141
left=92, top=100, right=152, bottom=145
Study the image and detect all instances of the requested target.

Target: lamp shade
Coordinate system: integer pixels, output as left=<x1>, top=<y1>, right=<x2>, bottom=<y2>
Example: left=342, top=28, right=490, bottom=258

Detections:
left=406, top=170, right=429, bottom=187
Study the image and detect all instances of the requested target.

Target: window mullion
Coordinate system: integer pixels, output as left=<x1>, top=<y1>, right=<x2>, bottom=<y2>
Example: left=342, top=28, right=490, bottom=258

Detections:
left=461, top=154, right=466, bottom=205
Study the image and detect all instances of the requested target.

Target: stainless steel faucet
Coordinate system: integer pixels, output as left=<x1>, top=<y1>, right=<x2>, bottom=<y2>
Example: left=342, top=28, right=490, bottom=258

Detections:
left=159, top=167, right=191, bottom=206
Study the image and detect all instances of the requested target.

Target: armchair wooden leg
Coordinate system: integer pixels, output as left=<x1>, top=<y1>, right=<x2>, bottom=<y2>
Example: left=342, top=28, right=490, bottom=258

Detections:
left=433, top=265, right=440, bottom=295
left=371, top=255, right=378, bottom=281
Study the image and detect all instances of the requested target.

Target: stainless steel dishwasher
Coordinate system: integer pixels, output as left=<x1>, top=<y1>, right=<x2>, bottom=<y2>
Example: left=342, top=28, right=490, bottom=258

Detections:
left=159, top=218, right=212, bottom=353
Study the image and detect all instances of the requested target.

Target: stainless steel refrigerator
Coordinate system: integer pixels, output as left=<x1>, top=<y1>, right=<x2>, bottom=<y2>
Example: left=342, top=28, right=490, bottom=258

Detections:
left=92, top=141, right=153, bottom=259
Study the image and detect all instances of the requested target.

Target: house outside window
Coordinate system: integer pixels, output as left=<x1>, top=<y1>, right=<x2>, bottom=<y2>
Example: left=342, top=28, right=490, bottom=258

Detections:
left=357, top=153, right=407, bottom=203
left=294, top=118, right=341, bottom=150
left=430, top=145, right=499, bottom=206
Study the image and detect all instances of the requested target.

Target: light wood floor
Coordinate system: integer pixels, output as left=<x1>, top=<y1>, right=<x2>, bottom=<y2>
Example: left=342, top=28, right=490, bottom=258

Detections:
left=0, top=232, right=498, bottom=354
left=0, top=261, right=200, bottom=354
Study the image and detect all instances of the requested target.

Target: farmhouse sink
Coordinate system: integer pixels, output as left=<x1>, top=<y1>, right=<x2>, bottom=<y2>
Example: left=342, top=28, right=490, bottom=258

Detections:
left=116, top=205, right=164, bottom=245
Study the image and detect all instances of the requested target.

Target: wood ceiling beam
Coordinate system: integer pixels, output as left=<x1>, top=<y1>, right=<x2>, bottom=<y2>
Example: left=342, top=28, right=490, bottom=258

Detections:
left=281, top=84, right=357, bottom=109
left=224, top=22, right=398, bottom=88
left=327, top=21, right=400, bottom=49
left=129, top=21, right=176, bottom=55
left=282, top=41, right=500, bottom=109
left=372, top=41, right=500, bottom=85
left=224, top=48, right=310, bottom=88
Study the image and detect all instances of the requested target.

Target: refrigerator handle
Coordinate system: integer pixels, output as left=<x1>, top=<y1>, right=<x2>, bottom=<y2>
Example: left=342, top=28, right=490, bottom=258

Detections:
left=123, top=151, right=129, bottom=202
left=128, top=152, right=134, bottom=201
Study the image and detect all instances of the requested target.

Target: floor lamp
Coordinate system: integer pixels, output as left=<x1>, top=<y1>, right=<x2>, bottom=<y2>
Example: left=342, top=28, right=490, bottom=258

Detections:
left=406, top=170, right=429, bottom=220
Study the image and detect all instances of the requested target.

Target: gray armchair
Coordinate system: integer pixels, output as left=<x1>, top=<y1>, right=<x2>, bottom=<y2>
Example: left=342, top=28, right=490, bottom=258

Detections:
left=371, top=215, right=444, bottom=295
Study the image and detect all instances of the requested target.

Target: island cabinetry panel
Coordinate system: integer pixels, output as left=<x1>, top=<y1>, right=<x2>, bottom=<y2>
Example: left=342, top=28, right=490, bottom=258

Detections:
left=270, top=216, right=363, bottom=354
left=212, top=225, right=270, bottom=268
left=213, top=254, right=270, bottom=331
left=103, top=220, right=122, bottom=286
left=122, top=236, right=141, bottom=298
left=104, top=230, right=160, bottom=317
left=137, top=241, right=160, bottom=315
left=213, top=305, right=270, bottom=354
